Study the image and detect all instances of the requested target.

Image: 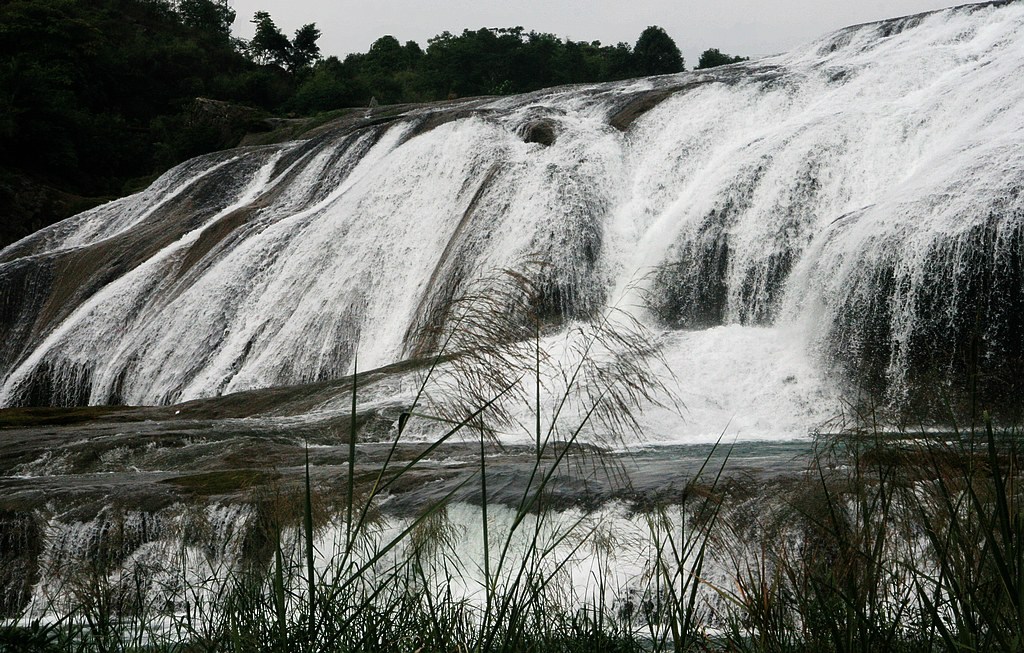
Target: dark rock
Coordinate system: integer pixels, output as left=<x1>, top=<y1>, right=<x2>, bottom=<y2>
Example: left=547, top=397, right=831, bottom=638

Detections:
left=520, top=119, right=558, bottom=146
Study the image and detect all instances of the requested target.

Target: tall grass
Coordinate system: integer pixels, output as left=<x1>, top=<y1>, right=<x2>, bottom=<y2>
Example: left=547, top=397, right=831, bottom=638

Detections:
left=709, top=412, right=1024, bottom=653
left=5, top=269, right=1024, bottom=652
left=1, top=267, right=684, bottom=651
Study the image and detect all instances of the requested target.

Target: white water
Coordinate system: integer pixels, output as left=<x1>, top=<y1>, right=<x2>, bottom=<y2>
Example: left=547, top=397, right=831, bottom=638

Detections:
left=11, top=500, right=726, bottom=638
left=1, top=2, right=1022, bottom=442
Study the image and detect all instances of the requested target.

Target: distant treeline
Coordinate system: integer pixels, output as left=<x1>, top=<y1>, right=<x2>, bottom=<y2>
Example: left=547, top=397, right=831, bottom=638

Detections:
left=285, top=24, right=747, bottom=113
left=296, top=26, right=681, bottom=112
left=0, top=0, right=747, bottom=247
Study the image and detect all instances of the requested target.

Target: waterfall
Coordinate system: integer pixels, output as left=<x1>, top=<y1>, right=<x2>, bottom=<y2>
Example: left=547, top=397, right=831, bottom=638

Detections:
left=1, top=1, right=1022, bottom=434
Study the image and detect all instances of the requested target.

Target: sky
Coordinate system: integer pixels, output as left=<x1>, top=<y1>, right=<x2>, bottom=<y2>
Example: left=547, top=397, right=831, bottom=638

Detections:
left=229, top=0, right=961, bottom=67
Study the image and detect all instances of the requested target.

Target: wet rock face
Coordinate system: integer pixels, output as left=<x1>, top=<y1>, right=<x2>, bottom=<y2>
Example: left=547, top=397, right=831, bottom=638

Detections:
left=519, top=119, right=557, bottom=146
left=650, top=232, right=730, bottom=329
left=608, top=87, right=679, bottom=131
left=0, top=511, right=41, bottom=617
left=823, top=209, right=1024, bottom=420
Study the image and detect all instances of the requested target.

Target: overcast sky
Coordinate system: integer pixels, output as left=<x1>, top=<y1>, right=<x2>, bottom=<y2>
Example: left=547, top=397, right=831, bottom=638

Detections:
left=229, top=0, right=960, bottom=67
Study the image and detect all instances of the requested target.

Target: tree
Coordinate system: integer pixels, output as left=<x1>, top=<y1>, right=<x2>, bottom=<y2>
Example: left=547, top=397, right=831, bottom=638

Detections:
left=291, top=57, right=363, bottom=112
left=404, top=40, right=424, bottom=63
left=366, top=35, right=409, bottom=73
left=249, top=11, right=291, bottom=67
left=697, top=48, right=749, bottom=69
left=0, top=0, right=271, bottom=248
left=291, top=23, right=321, bottom=70
left=633, top=26, right=684, bottom=76
left=178, top=0, right=235, bottom=37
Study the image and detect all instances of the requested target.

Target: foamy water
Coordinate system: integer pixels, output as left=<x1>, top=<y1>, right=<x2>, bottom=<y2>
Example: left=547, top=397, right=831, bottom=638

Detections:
left=1, top=2, right=1021, bottom=443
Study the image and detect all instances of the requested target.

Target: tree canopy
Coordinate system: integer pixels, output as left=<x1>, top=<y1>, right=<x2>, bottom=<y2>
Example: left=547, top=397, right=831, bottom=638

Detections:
left=697, top=48, right=750, bottom=69
left=291, top=24, right=323, bottom=70
left=298, top=25, right=679, bottom=112
left=178, top=0, right=235, bottom=37
left=249, top=11, right=291, bottom=67
left=633, top=26, right=685, bottom=76
left=0, top=0, right=303, bottom=246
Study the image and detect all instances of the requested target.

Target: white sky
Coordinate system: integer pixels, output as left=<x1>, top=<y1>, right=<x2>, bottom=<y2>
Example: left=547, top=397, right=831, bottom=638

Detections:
left=229, top=0, right=962, bottom=67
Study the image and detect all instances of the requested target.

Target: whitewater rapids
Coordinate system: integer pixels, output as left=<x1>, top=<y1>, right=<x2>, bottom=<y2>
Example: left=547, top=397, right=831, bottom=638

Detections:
left=1, top=1, right=1022, bottom=441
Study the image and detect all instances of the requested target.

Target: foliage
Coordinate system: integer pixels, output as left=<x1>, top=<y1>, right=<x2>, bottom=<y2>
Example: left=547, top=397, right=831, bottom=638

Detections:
left=0, top=0, right=326, bottom=247
left=247, top=12, right=321, bottom=73
left=249, top=11, right=292, bottom=68
left=0, top=0, right=294, bottom=247
left=292, top=24, right=323, bottom=71
left=178, top=0, right=235, bottom=37
left=322, top=26, right=649, bottom=106
left=697, top=48, right=750, bottom=69
left=633, top=26, right=685, bottom=76
left=289, top=57, right=366, bottom=114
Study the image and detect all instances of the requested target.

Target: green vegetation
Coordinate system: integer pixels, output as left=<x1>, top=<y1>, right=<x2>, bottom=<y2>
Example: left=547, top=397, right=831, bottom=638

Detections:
left=633, top=26, right=686, bottom=76
left=290, top=24, right=685, bottom=111
left=248, top=11, right=320, bottom=71
left=697, top=48, right=750, bottom=69
left=0, top=0, right=278, bottom=248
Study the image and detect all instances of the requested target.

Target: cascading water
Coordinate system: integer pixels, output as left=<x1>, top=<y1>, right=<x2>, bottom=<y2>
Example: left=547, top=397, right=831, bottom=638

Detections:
left=1, top=1, right=1022, bottom=436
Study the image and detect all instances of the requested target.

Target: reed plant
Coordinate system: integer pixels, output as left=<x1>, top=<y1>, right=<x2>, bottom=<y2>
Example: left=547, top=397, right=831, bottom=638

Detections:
left=6, top=269, right=1024, bottom=653
left=1, top=266, right=685, bottom=652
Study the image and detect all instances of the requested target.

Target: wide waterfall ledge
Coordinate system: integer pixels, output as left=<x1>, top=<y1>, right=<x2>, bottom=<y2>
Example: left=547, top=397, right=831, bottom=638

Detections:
left=1, top=0, right=1023, bottom=437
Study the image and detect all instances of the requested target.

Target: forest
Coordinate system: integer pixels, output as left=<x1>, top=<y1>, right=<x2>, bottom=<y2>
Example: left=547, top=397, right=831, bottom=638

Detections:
left=0, top=0, right=747, bottom=247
